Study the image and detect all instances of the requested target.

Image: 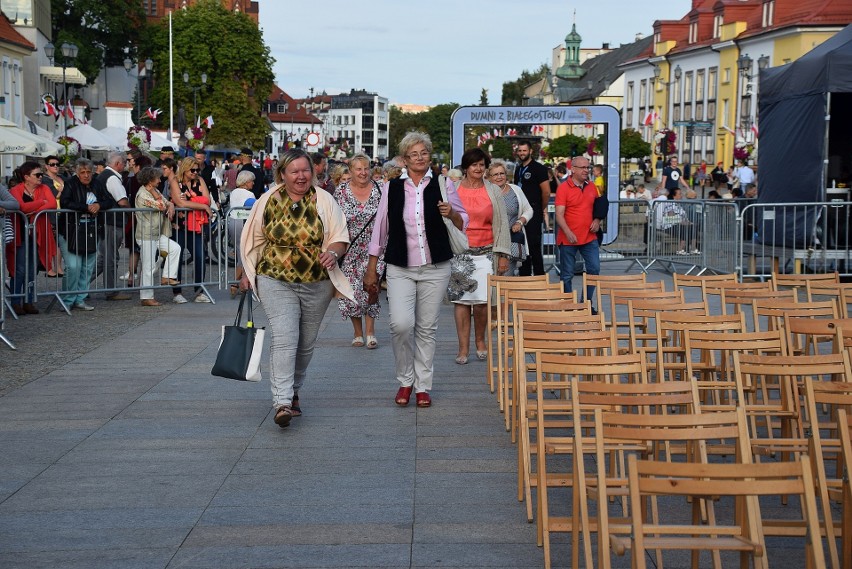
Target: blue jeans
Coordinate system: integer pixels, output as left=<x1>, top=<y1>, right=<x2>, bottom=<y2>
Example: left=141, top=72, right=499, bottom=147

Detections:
left=12, top=242, right=37, bottom=303
left=173, top=226, right=207, bottom=294
left=558, top=240, right=600, bottom=303
left=58, top=235, right=97, bottom=305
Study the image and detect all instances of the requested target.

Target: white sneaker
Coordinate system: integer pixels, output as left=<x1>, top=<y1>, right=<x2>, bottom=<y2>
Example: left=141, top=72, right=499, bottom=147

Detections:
left=119, top=272, right=129, bottom=281
left=676, top=249, right=688, bottom=255
left=691, top=249, right=701, bottom=254
left=173, top=294, right=188, bottom=304
left=72, top=302, right=95, bottom=311
left=194, top=293, right=212, bottom=303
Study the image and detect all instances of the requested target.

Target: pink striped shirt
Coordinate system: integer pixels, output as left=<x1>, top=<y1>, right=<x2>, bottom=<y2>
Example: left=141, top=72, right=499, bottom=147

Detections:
left=368, top=173, right=468, bottom=267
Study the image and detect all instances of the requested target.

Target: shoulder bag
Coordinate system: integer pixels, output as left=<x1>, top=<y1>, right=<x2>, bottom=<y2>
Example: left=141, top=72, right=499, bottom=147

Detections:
left=211, top=292, right=266, bottom=382
left=438, top=176, right=469, bottom=254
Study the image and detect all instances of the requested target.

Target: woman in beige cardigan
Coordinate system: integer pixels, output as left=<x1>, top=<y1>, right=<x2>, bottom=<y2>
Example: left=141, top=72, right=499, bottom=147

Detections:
left=134, top=166, right=180, bottom=307
left=239, top=149, right=354, bottom=428
left=450, top=147, right=510, bottom=364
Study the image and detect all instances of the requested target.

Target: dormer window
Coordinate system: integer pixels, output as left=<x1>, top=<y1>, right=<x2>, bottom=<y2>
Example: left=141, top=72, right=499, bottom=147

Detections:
left=713, top=14, right=723, bottom=38
left=277, top=103, right=286, bottom=113
left=762, top=1, right=775, bottom=27
left=689, top=22, right=698, bottom=44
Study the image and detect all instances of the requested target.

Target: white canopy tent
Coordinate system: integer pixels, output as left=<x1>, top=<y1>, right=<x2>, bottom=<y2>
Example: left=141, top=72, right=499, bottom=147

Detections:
left=62, top=124, right=122, bottom=152
left=0, top=117, right=65, bottom=157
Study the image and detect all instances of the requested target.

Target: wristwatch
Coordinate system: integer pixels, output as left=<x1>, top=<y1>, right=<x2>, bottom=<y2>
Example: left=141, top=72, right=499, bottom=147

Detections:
left=328, top=250, right=339, bottom=259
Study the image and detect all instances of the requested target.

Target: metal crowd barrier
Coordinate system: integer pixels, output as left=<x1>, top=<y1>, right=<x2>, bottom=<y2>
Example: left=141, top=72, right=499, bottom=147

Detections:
left=0, top=210, right=23, bottom=349
left=738, top=200, right=852, bottom=279
left=221, top=205, right=251, bottom=290
left=13, top=207, right=224, bottom=314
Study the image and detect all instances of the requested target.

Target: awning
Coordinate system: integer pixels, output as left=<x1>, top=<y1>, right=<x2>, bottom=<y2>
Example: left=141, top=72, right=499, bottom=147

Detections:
left=40, top=65, right=87, bottom=85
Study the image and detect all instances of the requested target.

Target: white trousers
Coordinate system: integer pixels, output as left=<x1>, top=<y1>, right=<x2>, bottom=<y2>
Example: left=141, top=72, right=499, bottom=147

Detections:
left=137, top=235, right=181, bottom=300
left=386, top=261, right=451, bottom=393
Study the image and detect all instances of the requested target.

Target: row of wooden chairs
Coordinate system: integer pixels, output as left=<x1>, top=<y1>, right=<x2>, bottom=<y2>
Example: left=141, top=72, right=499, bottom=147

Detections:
left=486, top=272, right=852, bottom=569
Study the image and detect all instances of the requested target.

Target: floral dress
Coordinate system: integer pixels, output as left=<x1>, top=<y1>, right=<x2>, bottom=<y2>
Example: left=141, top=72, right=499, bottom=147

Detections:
left=334, top=181, right=384, bottom=319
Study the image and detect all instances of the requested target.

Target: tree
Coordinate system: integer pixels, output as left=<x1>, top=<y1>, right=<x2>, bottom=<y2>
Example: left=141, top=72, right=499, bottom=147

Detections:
left=545, top=133, right=589, bottom=160
left=479, top=88, right=489, bottom=106
left=145, top=0, right=275, bottom=148
left=620, top=128, right=652, bottom=160
left=487, top=137, right=513, bottom=160
left=501, top=63, right=550, bottom=105
left=388, top=103, right=460, bottom=159
left=51, top=0, right=148, bottom=85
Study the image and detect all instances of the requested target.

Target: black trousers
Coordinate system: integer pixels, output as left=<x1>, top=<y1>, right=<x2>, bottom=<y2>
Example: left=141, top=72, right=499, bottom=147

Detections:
left=519, top=221, right=544, bottom=276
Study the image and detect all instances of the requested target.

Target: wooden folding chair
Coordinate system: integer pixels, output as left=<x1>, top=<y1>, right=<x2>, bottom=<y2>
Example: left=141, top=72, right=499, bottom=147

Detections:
left=530, top=352, right=645, bottom=569
left=836, top=408, right=852, bottom=569
left=702, top=279, right=772, bottom=315
left=584, top=272, right=647, bottom=312
left=626, top=456, right=826, bottom=569
left=576, top=408, right=755, bottom=569
left=672, top=271, right=738, bottom=300
left=753, top=298, right=838, bottom=352
left=684, top=328, right=787, bottom=413
left=606, top=288, right=683, bottom=350
left=497, top=287, right=579, bottom=415
left=772, top=270, right=838, bottom=300
left=802, top=372, right=852, bottom=569
left=625, top=297, right=708, bottom=363
left=719, top=287, right=797, bottom=328
left=655, top=312, right=747, bottom=383
left=514, top=313, right=609, bottom=526
left=485, top=274, right=553, bottom=399
left=806, top=281, right=852, bottom=318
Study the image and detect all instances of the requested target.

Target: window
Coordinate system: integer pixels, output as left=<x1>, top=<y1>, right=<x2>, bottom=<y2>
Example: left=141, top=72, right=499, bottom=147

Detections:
left=762, top=0, right=775, bottom=27
left=708, top=68, right=717, bottom=99
left=722, top=99, right=729, bottom=127
left=626, top=109, right=633, bottom=126
left=684, top=103, right=692, bottom=120
left=674, top=76, right=681, bottom=105
left=0, top=0, right=33, bottom=25
left=689, top=22, right=698, bottom=44
left=707, top=101, right=716, bottom=120
left=723, top=68, right=731, bottom=84
left=696, top=70, right=705, bottom=101
left=696, top=102, right=704, bottom=120
left=673, top=106, right=681, bottom=122
left=626, top=81, right=634, bottom=109
left=684, top=72, right=693, bottom=103
left=713, top=14, right=723, bottom=38
left=277, top=103, right=286, bottom=113
left=639, top=80, right=647, bottom=107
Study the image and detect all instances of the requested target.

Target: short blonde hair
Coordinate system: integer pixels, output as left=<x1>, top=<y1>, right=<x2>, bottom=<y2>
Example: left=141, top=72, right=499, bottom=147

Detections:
left=273, top=149, right=312, bottom=185
left=176, top=157, right=198, bottom=181
left=330, top=164, right=350, bottom=186
left=487, top=159, right=509, bottom=179
left=398, top=131, right=432, bottom=157
left=349, top=153, right=371, bottom=169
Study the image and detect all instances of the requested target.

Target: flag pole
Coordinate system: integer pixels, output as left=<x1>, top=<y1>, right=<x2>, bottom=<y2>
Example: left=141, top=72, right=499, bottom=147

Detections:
left=168, top=11, right=174, bottom=143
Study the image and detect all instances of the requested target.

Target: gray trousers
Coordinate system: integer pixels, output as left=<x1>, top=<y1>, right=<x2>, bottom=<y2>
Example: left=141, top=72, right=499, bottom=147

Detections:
left=96, top=224, right=124, bottom=291
left=257, top=275, right=334, bottom=409
left=386, top=261, right=451, bottom=393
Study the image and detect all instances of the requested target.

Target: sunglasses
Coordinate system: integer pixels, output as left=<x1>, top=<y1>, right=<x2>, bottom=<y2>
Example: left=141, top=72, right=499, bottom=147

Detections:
left=47, top=162, right=60, bottom=167
left=33, top=172, right=44, bottom=178
left=189, top=168, right=199, bottom=173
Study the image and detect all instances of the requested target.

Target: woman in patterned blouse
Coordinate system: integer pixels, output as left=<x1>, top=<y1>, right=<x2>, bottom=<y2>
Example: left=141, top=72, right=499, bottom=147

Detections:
left=239, top=149, right=354, bottom=429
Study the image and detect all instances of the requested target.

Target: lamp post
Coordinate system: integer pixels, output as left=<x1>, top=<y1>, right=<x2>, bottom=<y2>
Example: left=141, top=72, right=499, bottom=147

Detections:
left=653, top=63, right=682, bottom=158
left=124, top=57, right=154, bottom=124
left=44, top=41, right=78, bottom=137
left=182, top=72, right=207, bottom=121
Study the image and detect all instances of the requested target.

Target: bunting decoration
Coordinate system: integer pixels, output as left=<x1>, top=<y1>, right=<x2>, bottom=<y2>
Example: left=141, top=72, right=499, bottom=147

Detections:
left=145, top=107, right=162, bottom=121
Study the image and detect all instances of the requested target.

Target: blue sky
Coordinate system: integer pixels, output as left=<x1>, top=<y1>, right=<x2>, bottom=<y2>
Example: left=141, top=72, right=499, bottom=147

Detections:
left=260, top=0, right=691, bottom=106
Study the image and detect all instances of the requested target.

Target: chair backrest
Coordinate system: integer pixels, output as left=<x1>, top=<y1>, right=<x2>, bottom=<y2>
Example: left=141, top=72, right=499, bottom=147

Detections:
left=607, top=288, right=681, bottom=340
left=655, top=312, right=747, bottom=382
left=753, top=298, right=838, bottom=338
left=626, top=455, right=825, bottom=569
left=626, top=298, right=708, bottom=358
left=595, top=280, right=665, bottom=327
left=806, top=281, right=852, bottom=317
left=771, top=270, right=838, bottom=298
left=784, top=316, right=847, bottom=357
left=719, top=287, right=797, bottom=325
left=672, top=272, right=738, bottom=300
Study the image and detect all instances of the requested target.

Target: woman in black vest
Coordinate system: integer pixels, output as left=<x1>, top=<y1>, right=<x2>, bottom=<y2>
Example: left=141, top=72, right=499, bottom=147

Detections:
left=363, top=132, right=468, bottom=408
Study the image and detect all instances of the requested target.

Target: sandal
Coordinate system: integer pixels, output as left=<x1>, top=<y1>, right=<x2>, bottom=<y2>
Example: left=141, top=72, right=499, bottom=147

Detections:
left=395, top=386, right=413, bottom=406
left=455, top=355, right=469, bottom=365
left=476, top=350, right=488, bottom=361
left=274, top=405, right=292, bottom=428
left=351, top=336, right=365, bottom=347
left=366, top=335, right=378, bottom=349
left=291, top=394, right=302, bottom=417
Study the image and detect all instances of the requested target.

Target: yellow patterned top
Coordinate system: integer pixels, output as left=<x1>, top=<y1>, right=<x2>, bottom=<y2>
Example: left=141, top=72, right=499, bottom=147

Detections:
left=256, top=188, right=327, bottom=283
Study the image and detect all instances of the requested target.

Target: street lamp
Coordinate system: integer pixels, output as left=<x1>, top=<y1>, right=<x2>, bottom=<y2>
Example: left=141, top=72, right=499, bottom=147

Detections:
left=182, top=71, right=207, bottom=120
left=44, top=41, right=78, bottom=137
left=124, top=57, right=154, bottom=124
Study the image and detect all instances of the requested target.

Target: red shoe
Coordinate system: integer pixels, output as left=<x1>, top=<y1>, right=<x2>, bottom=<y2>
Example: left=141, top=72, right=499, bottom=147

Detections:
left=416, top=392, right=431, bottom=407
left=395, top=386, right=412, bottom=406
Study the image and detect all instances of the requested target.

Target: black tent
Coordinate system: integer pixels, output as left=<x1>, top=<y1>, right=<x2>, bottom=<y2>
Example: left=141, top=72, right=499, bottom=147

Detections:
left=756, top=24, right=852, bottom=247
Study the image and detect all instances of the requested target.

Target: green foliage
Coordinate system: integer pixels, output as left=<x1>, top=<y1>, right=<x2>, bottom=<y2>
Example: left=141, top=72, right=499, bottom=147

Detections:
left=51, top=0, right=148, bottom=85
left=145, top=0, right=275, bottom=149
left=501, top=63, right=550, bottom=105
left=620, top=128, right=652, bottom=159
left=479, top=88, right=489, bottom=106
left=487, top=138, right=514, bottom=160
left=388, top=103, right=460, bottom=158
left=546, top=133, right=589, bottom=160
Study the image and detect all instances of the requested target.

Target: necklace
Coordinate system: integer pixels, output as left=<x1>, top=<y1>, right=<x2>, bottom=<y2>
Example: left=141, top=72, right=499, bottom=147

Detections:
left=462, top=178, right=484, bottom=189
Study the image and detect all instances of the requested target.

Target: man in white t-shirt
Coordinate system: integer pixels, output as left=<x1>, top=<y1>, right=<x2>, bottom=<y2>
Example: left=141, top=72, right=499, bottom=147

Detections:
left=735, top=160, right=755, bottom=190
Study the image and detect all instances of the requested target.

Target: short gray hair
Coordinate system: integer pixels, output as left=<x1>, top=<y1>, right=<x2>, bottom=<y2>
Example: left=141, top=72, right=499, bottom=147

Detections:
left=398, top=131, right=432, bottom=157
left=135, top=166, right=163, bottom=187
left=235, top=170, right=255, bottom=187
left=75, top=158, right=94, bottom=171
left=349, top=153, right=371, bottom=168
left=107, top=151, right=126, bottom=168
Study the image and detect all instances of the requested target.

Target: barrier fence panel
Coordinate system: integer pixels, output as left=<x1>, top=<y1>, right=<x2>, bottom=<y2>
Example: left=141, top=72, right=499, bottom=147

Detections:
left=0, top=210, right=20, bottom=349
left=701, top=200, right=739, bottom=275
left=28, top=207, right=224, bottom=310
left=221, top=205, right=251, bottom=291
left=603, top=199, right=652, bottom=272
left=647, top=198, right=705, bottom=274
left=738, top=201, right=852, bottom=280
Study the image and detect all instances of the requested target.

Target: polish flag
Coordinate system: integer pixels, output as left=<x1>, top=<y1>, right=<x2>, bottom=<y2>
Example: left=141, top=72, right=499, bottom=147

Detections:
left=751, top=123, right=759, bottom=138
left=146, top=107, right=162, bottom=121
left=61, top=105, right=75, bottom=120
left=42, top=97, right=58, bottom=118
left=506, top=128, right=517, bottom=137
left=203, top=115, right=214, bottom=129
left=642, top=111, right=658, bottom=126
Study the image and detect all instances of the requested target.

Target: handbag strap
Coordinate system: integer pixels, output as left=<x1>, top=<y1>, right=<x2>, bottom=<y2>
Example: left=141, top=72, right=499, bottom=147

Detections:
left=234, top=291, right=247, bottom=326
left=343, top=181, right=382, bottom=252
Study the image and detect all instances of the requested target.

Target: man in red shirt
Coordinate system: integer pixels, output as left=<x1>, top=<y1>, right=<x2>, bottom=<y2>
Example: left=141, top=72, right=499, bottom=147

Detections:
left=554, top=156, right=603, bottom=307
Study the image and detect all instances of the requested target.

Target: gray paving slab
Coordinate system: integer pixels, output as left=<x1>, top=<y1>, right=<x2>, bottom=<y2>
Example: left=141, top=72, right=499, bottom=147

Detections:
left=0, top=263, right=821, bottom=568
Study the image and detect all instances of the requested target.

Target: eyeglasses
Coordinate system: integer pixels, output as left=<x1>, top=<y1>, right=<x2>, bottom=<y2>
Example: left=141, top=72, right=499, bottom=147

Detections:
left=491, top=171, right=507, bottom=177
left=572, top=165, right=591, bottom=170
left=406, top=151, right=430, bottom=160
left=77, top=170, right=93, bottom=176
left=47, top=162, right=60, bottom=167
left=32, top=172, right=44, bottom=178
left=189, top=168, right=199, bottom=173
